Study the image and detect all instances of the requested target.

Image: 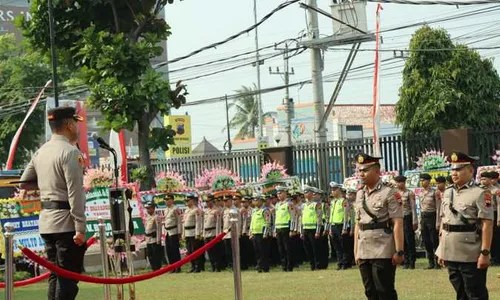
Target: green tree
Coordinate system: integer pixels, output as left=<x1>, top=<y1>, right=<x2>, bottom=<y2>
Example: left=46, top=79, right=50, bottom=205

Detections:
left=0, top=34, right=52, bottom=169
left=19, top=0, right=187, bottom=189
left=226, top=84, right=272, bottom=139
left=396, top=26, right=500, bottom=137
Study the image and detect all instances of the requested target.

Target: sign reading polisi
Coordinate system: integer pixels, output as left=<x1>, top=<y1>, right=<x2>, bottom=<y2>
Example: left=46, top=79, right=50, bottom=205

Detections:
left=164, top=115, right=192, bottom=158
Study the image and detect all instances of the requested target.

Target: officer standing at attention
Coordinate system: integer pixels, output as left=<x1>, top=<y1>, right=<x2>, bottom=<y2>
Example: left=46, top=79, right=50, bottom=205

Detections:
left=353, top=153, right=404, bottom=300
left=203, top=194, right=222, bottom=272
left=436, top=152, right=493, bottom=300
left=163, top=194, right=182, bottom=273
left=480, top=172, right=499, bottom=266
left=274, top=186, right=294, bottom=272
left=419, top=173, right=441, bottom=269
left=249, top=196, right=272, bottom=273
left=144, top=202, right=162, bottom=270
left=301, top=186, right=323, bottom=271
left=20, top=107, right=87, bottom=300
left=182, top=194, right=203, bottom=273
left=329, top=182, right=347, bottom=270
left=240, top=196, right=255, bottom=269
left=343, top=189, right=357, bottom=269
left=394, top=175, right=417, bottom=269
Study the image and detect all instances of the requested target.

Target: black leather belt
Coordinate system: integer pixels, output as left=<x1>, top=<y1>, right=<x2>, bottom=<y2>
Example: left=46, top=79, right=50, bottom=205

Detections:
left=421, top=211, right=437, bottom=217
left=165, top=225, right=177, bottom=230
left=204, top=227, right=216, bottom=231
left=41, top=201, right=70, bottom=210
left=145, top=232, right=157, bottom=238
left=442, top=223, right=476, bottom=232
left=359, top=222, right=389, bottom=231
left=184, top=226, right=195, bottom=230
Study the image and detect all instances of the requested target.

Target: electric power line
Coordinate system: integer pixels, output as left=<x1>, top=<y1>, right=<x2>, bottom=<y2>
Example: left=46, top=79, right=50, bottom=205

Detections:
left=367, top=0, right=500, bottom=5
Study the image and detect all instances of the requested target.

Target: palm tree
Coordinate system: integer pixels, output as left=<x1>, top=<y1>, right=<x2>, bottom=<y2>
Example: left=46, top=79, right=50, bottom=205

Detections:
left=224, top=84, right=272, bottom=139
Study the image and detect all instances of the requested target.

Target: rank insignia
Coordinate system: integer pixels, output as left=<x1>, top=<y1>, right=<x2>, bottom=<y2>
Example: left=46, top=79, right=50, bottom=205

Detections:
left=77, top=155, right=85, bottom=168
left=394, top=192, right=402, bottom=206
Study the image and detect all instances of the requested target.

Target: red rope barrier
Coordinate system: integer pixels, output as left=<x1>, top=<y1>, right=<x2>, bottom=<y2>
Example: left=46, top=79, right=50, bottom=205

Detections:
left=0, top=235, right=98, bottom=289
left=21, top=232, right=226, bottom=285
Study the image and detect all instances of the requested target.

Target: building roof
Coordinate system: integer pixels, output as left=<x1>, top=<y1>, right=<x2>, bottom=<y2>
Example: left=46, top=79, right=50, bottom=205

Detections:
left=192, top=137, right=221, bottom=155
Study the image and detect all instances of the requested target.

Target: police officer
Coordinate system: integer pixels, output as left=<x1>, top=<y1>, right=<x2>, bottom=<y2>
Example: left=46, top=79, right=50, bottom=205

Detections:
left=491, top=171, right=500, bottom=266
left=144, top=202, right=162, bottom=270
left=222, top=194, right=240, bottom=268
left=354, top=153, right=404, bottom=300
left=480, top=171, right=499, bottom=266
left=329, top=182, right=347, bottom=270
left=291, top=192, right=305, bottom=267
left=274, top=186, right=294, bottom=272
left=343, top=189, right=357, bottom=269
left=301, top=186, right=323, bottom=271
left=394, top=175, right=417, bottom=269
left=436, top=152, right=493, bottom=300
left=419, top=173, right=441, bottom=269
left=203, top=194, right=222, bottom=272
left=240, top=196, right=255, bottom=269
left=250, top=195, right=272, bottom=273
left=20, top=107, right=87, bottom=300
left=163, top=193, right=182, bottom=273
left=182, top=194, right=203, bottom=273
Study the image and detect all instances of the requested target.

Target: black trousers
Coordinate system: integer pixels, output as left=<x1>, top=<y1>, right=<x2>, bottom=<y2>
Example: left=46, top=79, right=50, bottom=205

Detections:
left=253, top=234, right=271, bottom=272
left=303, top=229, right=321, bottom=270
left=331, top=224, right=346, bottom=268
left=146, top=243, right=163, bottom=271
left=342, top=229, right=354, bottom=268
left=291, top=233, right=305, bottom=266
left=359, top=259, right=398, bottom=300
left=421, top=212, right=439, bottom=266
left=491, top=213, right=499, bottom=265
left=276, top=228, right=293, bottom=271
left=447, top=261, right=488, bottom=300
left=318, top=232, right=329, bottom=269
left=185, top=237, right=203, bottom=271
left=165, top=234, right=181, bottom=271
left=224, top=238, right=233, bottom=268
left=41, top=232, right=86, bottom=300
left=270, top=237, right=280, bottom=266
left=403, top=215, right=417, bottom=266
left=205, top=236, right=223, bottom=271
left=240, top=235, right=254, bottom=269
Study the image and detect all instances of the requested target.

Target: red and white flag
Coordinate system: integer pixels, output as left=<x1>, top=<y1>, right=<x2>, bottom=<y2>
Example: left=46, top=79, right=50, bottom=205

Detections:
left=5, top=80, right=52, bottom=170
left=372, top=4, right=383, bottom=160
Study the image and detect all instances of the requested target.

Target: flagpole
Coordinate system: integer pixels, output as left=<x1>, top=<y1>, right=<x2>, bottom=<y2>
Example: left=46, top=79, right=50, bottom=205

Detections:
left=372, top=4, right=383, bottom=163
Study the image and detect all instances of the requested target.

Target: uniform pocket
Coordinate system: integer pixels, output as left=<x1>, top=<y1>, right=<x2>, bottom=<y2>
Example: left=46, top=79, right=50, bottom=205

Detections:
left=460, top=232, right=478, bottom=244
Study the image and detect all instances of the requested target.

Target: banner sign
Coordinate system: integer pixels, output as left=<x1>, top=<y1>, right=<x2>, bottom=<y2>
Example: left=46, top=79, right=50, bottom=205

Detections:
left=252, top=176, right=302, bottom=196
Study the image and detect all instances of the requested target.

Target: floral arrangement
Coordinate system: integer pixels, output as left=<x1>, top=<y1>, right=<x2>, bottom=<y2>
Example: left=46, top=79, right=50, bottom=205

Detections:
left=260, top=162, right=288, bottom=182
left=416, top=150, right=449, bottom=171
left=194, top=167, right=241, bottom=192
left=83, top=168, right=113, bottom=190
left=0, top=196, right=40, bottom=219
left=492, top=149, right=500, bottom=165
left=155, top=171, right=187, bottom=192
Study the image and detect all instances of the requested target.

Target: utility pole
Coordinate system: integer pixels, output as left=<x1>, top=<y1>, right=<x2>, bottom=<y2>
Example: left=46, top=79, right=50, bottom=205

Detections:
left=306, top=0, right=328, bottom=190
left=224, top=95, right=233, bottom=154
left=269, top=43, right=295, bottom=146
left=253, top=0, right=264, bottom=144
left=307, top=0, right=326, bottom=144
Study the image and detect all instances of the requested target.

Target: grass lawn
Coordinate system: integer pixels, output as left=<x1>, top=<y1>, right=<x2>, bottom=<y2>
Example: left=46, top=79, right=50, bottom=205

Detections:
left=1, top=259, right=499, bottom=300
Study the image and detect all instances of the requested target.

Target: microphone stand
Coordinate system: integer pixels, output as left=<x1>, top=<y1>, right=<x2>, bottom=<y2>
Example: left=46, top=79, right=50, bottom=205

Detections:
left=110, top=149, right=119, bottom=189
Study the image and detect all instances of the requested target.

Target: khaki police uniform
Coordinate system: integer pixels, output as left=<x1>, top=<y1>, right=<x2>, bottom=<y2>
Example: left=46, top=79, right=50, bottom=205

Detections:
left=183, top=203, right=203, bottom=272
left=436, top=180, right=493, bottom=299
left=222, top=206, right=241, bottom=268
left=240, top=203, right=255, bottom=269
left=343, top=193, right=356, bottom=268
left=145, top=209, right=162, bottom=270
left=164, top=203, right=182, bottom=272
left=354, top=153, right=404, bottom=300
left=203, top=203, right=222, bottom=272
left=400, top=187, right=417, bottom=269
left=419, top=184, right=441, bottom=268
left=20, top=107, right=86, bottom=300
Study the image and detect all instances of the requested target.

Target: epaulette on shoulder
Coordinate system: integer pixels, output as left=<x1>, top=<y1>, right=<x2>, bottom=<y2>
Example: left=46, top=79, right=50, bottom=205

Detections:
left=446, top=185, right=454, bottom=189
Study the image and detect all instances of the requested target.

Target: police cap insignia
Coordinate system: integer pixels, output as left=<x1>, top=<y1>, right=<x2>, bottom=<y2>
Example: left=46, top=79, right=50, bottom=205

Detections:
left=451, top=153, right=458, bottom=162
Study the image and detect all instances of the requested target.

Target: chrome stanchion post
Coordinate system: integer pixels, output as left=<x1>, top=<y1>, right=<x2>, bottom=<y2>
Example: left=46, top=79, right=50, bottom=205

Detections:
left=4, top=222, right=15, bottom=300
left=230, top=209, right=243, bottom=300
left=98, top=217, right=111, bottom=300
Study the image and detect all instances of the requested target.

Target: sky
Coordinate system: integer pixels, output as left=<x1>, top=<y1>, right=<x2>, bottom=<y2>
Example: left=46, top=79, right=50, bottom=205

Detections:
left=163, top=1, right=500, bottom=150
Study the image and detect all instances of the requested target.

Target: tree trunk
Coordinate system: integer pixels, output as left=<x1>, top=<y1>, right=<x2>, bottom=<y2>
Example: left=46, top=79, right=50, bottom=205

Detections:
left=137, top=115, right=154, bottom=191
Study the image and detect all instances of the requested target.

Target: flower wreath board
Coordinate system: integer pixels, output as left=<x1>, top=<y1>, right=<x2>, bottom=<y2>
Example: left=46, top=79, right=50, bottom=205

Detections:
left=252, top=176, right=302, bottom=196
left=0, top=185, right=146, bottom=257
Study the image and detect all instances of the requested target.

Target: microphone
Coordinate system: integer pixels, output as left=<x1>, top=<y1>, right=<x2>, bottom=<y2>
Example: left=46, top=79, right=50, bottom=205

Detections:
left=92, top=133, right=114, bottom=152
